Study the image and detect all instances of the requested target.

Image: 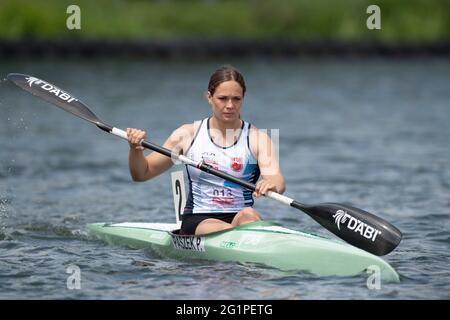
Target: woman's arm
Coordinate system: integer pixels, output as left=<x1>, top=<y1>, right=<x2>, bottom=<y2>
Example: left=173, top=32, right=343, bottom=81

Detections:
left=249, top=127, right=286, bottom=197
left=128, top=124, right=195, bottom=181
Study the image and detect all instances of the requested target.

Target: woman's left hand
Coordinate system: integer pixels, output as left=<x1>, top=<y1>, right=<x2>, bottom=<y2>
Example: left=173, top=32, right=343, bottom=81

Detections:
left=253, top=179, right=277, bottom=198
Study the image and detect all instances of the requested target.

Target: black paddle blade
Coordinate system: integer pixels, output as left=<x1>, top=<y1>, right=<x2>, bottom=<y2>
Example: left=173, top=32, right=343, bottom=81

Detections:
left=292, top=202, right=402, bottom=256
left=7, top=73, right=101, bottom=125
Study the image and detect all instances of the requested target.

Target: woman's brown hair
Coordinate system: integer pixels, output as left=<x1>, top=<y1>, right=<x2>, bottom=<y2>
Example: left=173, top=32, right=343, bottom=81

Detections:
left=207, top=65, right=246, bottom=96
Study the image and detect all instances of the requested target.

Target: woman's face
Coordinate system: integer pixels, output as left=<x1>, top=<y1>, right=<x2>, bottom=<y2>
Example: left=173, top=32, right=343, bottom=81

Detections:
left=207, top=80, right=244, bottom=123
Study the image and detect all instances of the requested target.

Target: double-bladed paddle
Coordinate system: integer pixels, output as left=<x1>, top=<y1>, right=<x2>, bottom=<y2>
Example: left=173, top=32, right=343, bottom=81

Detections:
left=6, top=73, right=402, bottom=256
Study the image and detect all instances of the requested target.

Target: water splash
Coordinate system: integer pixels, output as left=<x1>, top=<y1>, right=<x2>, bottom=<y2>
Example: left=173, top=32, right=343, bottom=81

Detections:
left=23, top=223, right=83, bottom=238
left=0, top=197, right=10, bottom=239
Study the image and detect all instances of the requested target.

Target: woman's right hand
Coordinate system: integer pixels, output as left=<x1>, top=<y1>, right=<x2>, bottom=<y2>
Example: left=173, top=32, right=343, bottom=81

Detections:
left=127, top=128, right=147, bottom=151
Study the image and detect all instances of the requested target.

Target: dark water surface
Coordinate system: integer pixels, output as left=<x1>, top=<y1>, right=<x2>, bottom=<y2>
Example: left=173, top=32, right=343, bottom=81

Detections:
left=0, top=57, right=449, bottom=299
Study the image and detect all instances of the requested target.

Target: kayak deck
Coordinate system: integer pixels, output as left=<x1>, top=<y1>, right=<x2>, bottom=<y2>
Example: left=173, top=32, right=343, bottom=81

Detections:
left=87, top=220, right=400, bottom=282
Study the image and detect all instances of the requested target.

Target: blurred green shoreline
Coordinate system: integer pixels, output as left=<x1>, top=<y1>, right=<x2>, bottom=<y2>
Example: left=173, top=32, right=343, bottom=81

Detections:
left=1, top=0, right=449, bottom=42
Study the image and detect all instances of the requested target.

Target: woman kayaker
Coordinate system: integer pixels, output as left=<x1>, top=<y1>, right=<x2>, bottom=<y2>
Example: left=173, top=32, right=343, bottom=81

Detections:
left=127, top=65, right=285, bottom=235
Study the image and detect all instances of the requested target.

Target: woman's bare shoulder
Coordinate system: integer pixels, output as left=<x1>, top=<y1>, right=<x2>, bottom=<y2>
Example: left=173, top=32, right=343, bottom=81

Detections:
left=248, top=123, right=276, bottom=158
left=173, top=120, right=201, bottom=138
left=167, top=121, right=202, bottom=154
left=248, top=124, right=270, bottom=140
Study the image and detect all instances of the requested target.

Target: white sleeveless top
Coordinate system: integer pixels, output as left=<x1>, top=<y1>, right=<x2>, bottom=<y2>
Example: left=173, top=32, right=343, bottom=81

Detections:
left=183, top=118, right=260, bottom=214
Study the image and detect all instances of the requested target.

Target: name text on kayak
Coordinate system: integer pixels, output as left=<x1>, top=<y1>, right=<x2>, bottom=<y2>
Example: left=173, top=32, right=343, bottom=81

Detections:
left=171, top=234, right=205, bottom=252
